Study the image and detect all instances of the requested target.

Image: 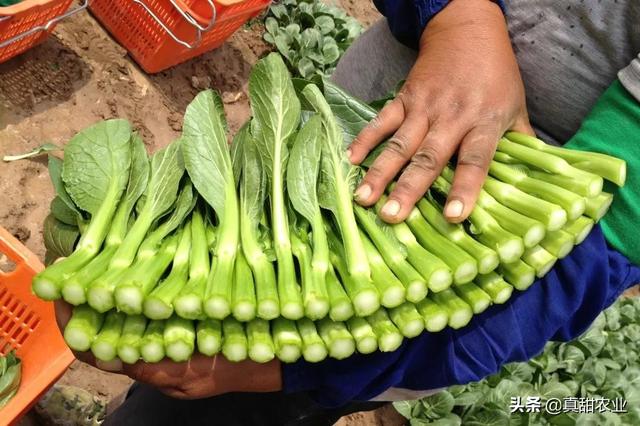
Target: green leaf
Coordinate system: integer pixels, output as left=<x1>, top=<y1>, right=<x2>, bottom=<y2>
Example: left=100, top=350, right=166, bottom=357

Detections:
left=48, top=155, right=84, bottom=225
left=285, top=23, right=301, bottom=38
left=421, top=391, right=455, bottom=418
left=120, top=134, right=150, bottom=212
left=3, top=142, right=61, bottom=162
left=605, top=306, right=621, bottom=331
left=43, top=214, right=79, bottom=262
left=287, top=114, right=322, bottom=225
left=263, top=33, right=275, bottom=45
left=502, top=362, right=535, bottom=383
left=619, top=304, right=635, bottom=326
left=464, top=409, right=510, bottom=426
left=297, top=57, right=316, bottom=79
left=230, top=126, right=244, bottom=188
left=322, top=42, right=341, bottom=65
left=240, top=124, right=266, bottom=229
left=429, top=413, right=462, bottom=426
left=61, top=119, right=132, bottom=215
left=393, top=400, right=417, bottom=419
left=265, top=17, right=279, bottom=35
left=315, top=15, right=335, bottom=35
left=182, top=90, right=235, bottom=219
left=576, top=328, right=607, bottom=357
left=269, top=4, right=287, bottom=20
left=249, top=53, right=301, bottom=185
left=539, top=382, right=573, bottom=400
left=322, top=79, right=377, bottom=146
left=50, top=197, right=80, bottom=227
left=274, top=34, right=293, bottom=61
left=454, top=390, right=484, bottom=406
left=136, top=141, right=184, bottom=221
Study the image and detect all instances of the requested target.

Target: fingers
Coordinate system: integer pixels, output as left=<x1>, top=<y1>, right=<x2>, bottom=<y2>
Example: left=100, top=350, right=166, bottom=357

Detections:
left=354, top=117, right=430, bottom=206
left=445, top=126, right=501, bottom=223
left=380, top=125, right=463, bottom=223
left=348, top=99, right=404, bottom=164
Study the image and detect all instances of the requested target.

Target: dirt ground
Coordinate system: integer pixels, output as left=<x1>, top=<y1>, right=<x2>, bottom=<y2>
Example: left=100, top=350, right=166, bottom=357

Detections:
left=0, top=1, right=407, bottom=425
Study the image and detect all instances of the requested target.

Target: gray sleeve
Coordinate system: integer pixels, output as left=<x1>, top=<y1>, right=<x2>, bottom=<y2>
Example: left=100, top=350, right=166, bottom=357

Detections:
left=619, top=54, right=640, bottom=102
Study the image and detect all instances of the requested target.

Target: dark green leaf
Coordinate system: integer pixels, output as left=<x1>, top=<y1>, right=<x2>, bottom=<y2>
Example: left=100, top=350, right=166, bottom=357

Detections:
left=50, top=196, right=79, bottom=227
left=43, top=214, right=79, bottom=262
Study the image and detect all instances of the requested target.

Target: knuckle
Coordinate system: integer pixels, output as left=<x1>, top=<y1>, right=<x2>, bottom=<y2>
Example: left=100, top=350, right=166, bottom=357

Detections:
left=410, top=145, right=440, bottom=173
left=385, top=134, right=411, bottom=159
left=366, top=115, right=384, bottom=130
left=458, top=148, right=492, bottom=170
left=393, top=179, right=422, bottom=199
left=365, top=164, right=386, bottom=181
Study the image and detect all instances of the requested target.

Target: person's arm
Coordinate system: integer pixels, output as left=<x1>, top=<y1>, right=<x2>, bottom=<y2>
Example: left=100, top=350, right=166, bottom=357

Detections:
left=350, top=0, right=533, bottom=224
left=283, top=226, right=640, bottom=406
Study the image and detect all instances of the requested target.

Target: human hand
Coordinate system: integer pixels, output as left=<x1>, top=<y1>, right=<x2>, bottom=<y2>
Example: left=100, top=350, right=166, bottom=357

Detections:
left=54, top=300, right=282, bottom=399
left=348, top=0, right=534, bottom=223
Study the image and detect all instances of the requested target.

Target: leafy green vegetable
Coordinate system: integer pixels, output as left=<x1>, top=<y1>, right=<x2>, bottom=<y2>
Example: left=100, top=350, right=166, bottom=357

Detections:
left=303, top=83, right=371, bottom=293
left=33, top=120, right=133, bottom=300
left=238, top=124, right=280, bottom=320
left=182, top=90, right=239, bottom=319
left=263, top=0, right=363, bottom=79
left=249, top=53, right=303, bottom=320
left=287, top=114, right=331, bottom=318
left=395, top=297, right=640, bottom=426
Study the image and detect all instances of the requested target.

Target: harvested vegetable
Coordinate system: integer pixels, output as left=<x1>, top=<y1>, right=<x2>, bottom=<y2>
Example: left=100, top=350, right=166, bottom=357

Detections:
left=32, top=53, right=625, bottom=365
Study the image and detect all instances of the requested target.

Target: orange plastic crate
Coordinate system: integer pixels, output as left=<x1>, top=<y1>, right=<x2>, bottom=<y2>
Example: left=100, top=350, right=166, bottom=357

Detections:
left=0, top=0, right=88, bottom=65
left=0, top=227, right=74, bottom=426
left=89, top=0, right=271, bottom=73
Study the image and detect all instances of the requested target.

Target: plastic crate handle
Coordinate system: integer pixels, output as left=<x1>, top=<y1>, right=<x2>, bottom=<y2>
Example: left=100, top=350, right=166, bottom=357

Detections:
left=0, top=0, right=89, bottom=49
left=132, top=0, right=217, bottom=49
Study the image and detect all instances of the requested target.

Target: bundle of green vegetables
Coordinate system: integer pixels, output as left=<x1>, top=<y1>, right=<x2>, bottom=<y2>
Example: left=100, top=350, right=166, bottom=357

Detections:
left=32, top=53, right=625, bottom=364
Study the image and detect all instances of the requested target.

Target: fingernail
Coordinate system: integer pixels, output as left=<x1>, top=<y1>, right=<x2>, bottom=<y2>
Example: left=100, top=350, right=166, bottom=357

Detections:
left=346, top=148, right=353, bottom=160
left=382, top=199, right=401, bottom=217
left=444, top=200, right=464, bottom=218
left=354, top=184, right=372, bottom=202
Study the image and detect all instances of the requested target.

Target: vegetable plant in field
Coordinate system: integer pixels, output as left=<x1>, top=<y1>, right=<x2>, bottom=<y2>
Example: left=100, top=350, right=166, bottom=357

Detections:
left=0, top=351, right=21, bottom=409
left=394, top=296, right=640, bottom=426
left=263, top=0, right=363, bottom=78
left=21, top=53, right=627, bottom=366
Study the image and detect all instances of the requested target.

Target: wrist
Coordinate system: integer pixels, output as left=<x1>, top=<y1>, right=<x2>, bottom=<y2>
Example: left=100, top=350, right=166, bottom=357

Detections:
left=421, top=0, right=506, bottom=48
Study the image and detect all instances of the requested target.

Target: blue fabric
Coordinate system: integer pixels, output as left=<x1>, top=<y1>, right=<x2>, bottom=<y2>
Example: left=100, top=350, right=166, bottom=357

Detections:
left=283, top=225, right=640, bottom=407
left=373, top=0, right=506, bottom=48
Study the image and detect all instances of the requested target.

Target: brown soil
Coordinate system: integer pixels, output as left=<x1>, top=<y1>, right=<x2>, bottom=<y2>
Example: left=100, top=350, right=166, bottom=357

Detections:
left=0, top=2, right=398, bottom=425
